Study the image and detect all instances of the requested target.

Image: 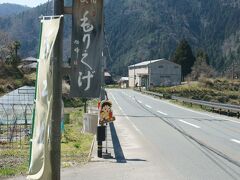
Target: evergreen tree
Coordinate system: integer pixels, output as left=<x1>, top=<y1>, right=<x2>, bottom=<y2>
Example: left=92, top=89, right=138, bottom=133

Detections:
left=172, top=39, right=196, bottom=78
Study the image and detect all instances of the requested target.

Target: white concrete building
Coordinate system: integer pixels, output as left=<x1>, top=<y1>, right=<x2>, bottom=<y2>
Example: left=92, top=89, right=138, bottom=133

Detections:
left=128, top=59, right=181, bottom=88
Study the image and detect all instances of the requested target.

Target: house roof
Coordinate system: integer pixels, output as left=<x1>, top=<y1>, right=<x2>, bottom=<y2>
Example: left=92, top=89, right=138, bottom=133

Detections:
left=104, top=72, right=111, bottom=77
left=128, top=59, right=164, bottom=68
left=119, top=77, right=129, bottom=82
left=21, top=57, right=38, bottom=62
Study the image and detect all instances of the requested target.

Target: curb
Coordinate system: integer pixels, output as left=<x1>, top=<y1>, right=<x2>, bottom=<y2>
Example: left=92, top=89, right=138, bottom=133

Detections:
left=88, top=134, right=96, bottom=162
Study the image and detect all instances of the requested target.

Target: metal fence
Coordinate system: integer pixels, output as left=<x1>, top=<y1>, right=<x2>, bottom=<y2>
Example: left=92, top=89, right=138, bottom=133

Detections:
left=0, top=86, right=35, bottom=148
left=137, top=89, right=240, bottom=118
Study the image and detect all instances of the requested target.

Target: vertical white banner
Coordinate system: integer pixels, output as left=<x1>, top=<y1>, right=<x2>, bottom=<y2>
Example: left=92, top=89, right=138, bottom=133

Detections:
left=27, top=17, right=62, bottom=180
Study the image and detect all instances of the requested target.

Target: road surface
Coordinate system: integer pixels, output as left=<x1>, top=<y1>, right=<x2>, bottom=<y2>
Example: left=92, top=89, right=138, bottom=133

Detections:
left=106, top=88, right=240, bottom=180
left=5, top=88, right=240, bottom=180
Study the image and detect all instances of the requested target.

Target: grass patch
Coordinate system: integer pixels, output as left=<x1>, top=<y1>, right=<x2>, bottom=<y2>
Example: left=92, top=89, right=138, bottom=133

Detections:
left=105, top=84, right=119, bottom=88
left=0, top=148, right=29, bottom=177
left=151, top=78, right=240, bottom=105
left=0, top=107, right=94, bottom=177
left=170, top=99, right=206, bottom=112
left=61, top=107, right=93, bottom=167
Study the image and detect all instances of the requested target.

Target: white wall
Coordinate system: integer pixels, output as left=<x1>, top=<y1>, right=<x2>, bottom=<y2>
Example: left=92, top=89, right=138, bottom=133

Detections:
left=128, top=66, right=148, bottom=87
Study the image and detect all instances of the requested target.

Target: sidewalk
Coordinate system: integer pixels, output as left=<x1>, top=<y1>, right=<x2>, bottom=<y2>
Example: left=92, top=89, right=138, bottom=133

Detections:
left=5, top=112, right=162, bottom=180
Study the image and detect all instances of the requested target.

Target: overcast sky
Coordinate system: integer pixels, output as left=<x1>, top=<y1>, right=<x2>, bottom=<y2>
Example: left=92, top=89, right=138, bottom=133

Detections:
left=0, top=0, right=49, bottom=7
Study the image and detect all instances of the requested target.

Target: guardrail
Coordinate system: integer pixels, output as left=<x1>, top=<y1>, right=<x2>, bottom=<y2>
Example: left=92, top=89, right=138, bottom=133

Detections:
left=136, top=89, right=240, bottom=118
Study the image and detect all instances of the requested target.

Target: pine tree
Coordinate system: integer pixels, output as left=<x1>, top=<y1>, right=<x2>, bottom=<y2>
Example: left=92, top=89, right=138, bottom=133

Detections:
left=172, top=39, right=196, bottom=79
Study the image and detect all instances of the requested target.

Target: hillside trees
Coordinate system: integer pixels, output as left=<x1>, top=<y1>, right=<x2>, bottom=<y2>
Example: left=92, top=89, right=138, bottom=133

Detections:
left=171, top=39, right=196, bottom=78
left=190, top=49, right=216, bottom=80
left=6, top=41, right=21, bottom=66
left=0, top=31, right=21, bottom=67
left=0, top=30, right=11, bottom=61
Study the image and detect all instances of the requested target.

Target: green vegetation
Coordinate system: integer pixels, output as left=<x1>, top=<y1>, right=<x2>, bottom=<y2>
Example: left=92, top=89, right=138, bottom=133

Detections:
left=1, top=0, right=240, bottom=76
left=171, top=39, right=196, bottom=78
left=0, top=107, right=94, bottom=177
left=105, top=84, right=120, bottom=89
left=189, top=49, right=215, bottom=80
left=151, top=78, right=240, bottom=105
left=0, top=64, right=35, bottom=96
left=0, top=144, right=29, bottom=177
left=61, top=107, right=94, bottom=167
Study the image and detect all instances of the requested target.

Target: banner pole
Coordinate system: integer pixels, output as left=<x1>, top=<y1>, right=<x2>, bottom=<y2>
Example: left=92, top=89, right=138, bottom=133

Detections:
left=51, top=0, right=64, bottom=179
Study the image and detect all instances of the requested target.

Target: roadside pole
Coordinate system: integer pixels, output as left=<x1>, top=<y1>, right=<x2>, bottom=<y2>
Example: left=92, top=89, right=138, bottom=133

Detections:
left=51, top=0, right=64, bottom=179
left=148, top=60, right=151, bottom=90
left=134, top=64, right=135, bottom=88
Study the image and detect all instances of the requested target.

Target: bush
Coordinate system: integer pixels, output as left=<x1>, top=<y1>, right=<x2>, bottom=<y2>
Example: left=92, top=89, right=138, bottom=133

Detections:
left=217, top=96, right=229, bottom=103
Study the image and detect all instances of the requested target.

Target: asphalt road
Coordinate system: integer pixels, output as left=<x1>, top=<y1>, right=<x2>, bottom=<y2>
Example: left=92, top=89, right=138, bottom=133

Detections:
left=5, top=88, right=240, bottom=180
left=107, top=88, right=240, bottom=180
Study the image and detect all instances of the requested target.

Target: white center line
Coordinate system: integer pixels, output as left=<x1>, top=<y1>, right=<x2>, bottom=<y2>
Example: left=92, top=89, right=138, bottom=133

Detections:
left=178, top=119, right=201, bottom=129
left=145, top=104, right=152, bottom=109
left=157, top=110, right=168, bottom=116
left=231, top=139, right=240, bottom=144
left=138, top=100, right=142, bottom=104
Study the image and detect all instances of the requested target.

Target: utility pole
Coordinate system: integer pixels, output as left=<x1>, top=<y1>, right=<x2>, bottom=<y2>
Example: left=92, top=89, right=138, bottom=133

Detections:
left=148, top=60, right=151, bottom=90
left=133, top=64, right=135, bottom=88
left=51, top=0, right=64, bottom=179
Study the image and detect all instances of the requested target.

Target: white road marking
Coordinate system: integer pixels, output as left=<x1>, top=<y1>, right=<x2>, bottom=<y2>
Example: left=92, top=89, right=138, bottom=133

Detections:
left=136, top=91, right=240, bottom=125
left=109, top=91, right=144, bottom=136
left=129, top=95, right=132, bottom=98
left=137, top=100, right=142, bottom=104
left=132, top=97, right=135, bottom=100
left=178, top=119, right=201, bottom=129
left=145, top=105, right=152, bottom=109
left=231, top=139, right=240, bottom=144
left=157, top=110, right=168, bottom=116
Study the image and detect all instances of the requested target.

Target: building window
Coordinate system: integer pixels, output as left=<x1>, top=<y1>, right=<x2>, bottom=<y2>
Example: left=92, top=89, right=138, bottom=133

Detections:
left=159, top=65, right=163, bottom=68
left=174, top=66, right=179, bottom=69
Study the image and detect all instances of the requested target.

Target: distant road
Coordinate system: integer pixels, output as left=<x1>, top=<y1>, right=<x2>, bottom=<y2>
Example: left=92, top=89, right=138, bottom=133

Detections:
left=108, top=88, right=240, bottom=180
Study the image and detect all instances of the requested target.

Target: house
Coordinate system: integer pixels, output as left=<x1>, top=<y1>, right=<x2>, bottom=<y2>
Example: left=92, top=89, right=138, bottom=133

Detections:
left=104, top=71, right=114, bottom=85
left=19, top=57, right=38, bottom=73
left=128, top=59, right=181, bottom=88
left=118, top=77, right=129, bottom=88
left=21, top=57, right=38, bottom=64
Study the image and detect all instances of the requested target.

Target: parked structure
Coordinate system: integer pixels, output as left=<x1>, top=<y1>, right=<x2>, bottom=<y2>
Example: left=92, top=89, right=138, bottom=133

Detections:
left=118, top=77, right=129, bottom=88
left=128, top=59, right=181, bottom=88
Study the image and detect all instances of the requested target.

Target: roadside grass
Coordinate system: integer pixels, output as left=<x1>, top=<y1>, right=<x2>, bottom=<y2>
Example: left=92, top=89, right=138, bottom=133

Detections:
left=0, top=146, right=29, bottom=177
left=170, top=99, right=208, bottom=112
left=61, top=107, right=94, bottom=167
left=105, top=84, right=119, bottom=88
left=0, top=107, right=94, bottom=177
left=151, top=78, right=240, bottom=105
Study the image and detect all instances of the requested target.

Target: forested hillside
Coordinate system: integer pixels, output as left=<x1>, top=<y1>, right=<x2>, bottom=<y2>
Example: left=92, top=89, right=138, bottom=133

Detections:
left=105, top=0, right=240, bottom=75
left=0, top=3, right=30, bottom=16
left=0, top=0, right=239, bottom=76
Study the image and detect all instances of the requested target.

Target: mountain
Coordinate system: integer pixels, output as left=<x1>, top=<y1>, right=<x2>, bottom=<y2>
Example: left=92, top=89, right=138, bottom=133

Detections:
left=0, top=3, right=30, bottom=16
left=0, top=0, right=240, bottom=76
left=105, top=0, right=240, bottom=75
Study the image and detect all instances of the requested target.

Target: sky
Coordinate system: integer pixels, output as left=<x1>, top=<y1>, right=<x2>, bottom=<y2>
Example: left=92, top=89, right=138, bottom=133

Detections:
left=0, top=0, right=49, bottom=7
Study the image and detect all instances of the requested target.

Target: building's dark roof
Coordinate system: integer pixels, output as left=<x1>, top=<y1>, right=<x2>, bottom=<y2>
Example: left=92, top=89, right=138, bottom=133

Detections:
left=21, top=57, right=38, bottom=62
